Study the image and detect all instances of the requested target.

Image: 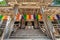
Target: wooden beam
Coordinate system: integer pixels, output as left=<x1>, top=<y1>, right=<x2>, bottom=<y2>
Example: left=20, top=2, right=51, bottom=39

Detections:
left=0, top=6, right=13, bottom=9
left=18, top=6, right=40, bottom=9
left=44, top=7, right=60, bottom=15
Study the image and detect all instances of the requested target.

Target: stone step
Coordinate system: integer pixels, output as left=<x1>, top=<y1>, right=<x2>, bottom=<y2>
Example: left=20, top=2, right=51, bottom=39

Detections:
left=11, top=29, right=45, bottom=36
left=10, top=35, right=47, bottom=39
left=9, top=29, right=50, bottom=39
left=5, top=39, right=51, bottom=40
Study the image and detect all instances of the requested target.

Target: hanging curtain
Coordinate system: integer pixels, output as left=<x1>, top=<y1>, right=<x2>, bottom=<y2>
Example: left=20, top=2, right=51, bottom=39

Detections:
left=29, top=14, right=34, bottom=20
left=54, top=15, right=58, bottom=20
left=0, top=14, right=3, bottom=20
left=36, top=14, right=38, bottom=20
left=33, top=14, right=36, bottom=19
left=38, top=14, right=42, bottom=20
left=56, top=14, right=60, bottom=20
left=56, top=14, right=60, bottom=23
left=50, top=16, right=54, bottom=20
left=47, top=16, right=51, bottom=20
left=29, top=14, right=31, bottom=19
left=16, top=13, right=22, bottom=21
left=50, top=16, right=52, bottom=20
left=48, top=16, right=54, bottom=20
left=2, top=15, right=8, bottom=20
left=23, top=14, right=26, bottom=20
left=31, top=15, right=34, bottom=20
left=26, top=14, right=29, bottom=20
left=36, top=14, right=42, bottom=20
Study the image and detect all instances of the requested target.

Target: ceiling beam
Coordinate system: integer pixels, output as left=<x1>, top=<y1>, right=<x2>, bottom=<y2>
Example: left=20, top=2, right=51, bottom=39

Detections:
left=0, top=6, right=13, bottom=9
left=18, top=6, right=40, bottom=9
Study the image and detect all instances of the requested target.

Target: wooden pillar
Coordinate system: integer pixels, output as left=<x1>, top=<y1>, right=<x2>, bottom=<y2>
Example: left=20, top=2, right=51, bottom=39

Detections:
left=46, top=14, right=56, bottom=40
